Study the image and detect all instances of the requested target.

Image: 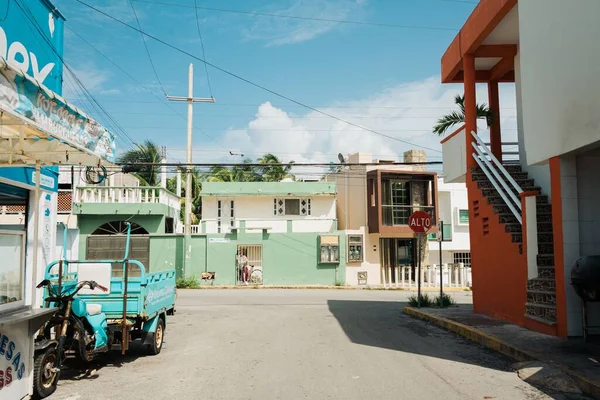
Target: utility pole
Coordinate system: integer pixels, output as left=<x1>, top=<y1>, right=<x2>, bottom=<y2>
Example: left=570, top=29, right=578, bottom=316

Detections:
left=167, top=63, right=214, bottom=275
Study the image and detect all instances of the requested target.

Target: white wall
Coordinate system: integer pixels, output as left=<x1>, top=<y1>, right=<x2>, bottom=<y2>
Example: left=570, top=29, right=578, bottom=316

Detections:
left=202, top=195, right=336, bottom=234
left=518, top=0, right=600, bottom=167
left=514, top=51, right=551, bottom=197
left=428, top=179, right=470, bottom=252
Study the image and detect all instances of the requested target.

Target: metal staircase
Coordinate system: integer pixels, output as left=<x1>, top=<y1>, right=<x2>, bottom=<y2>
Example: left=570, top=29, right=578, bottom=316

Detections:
left=468, top=131, right=557, bottom=326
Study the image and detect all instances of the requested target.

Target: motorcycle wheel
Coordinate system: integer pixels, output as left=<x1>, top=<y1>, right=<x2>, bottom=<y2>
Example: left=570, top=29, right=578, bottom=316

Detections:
left=32, top=347, right=60, bottom=399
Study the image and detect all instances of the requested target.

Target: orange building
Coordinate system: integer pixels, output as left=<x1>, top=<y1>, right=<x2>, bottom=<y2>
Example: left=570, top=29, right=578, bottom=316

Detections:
left=440, top=0, right=600, bottom=337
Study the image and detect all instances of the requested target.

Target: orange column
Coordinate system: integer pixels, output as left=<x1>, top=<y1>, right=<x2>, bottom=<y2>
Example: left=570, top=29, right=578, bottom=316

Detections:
left=488, top=80, right=502, bottom=162
left=464, top=54, right=477, bottom=169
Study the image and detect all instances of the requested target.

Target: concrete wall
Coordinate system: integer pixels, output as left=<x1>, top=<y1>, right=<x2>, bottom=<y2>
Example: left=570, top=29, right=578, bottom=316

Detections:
left=518, top=0, right=600, bottom=166
left=180, top=231, right=346, bottom=286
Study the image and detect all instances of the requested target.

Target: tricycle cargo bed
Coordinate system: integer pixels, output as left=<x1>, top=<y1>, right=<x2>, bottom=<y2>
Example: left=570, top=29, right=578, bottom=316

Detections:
left=77, top=270, right=176, bottom=319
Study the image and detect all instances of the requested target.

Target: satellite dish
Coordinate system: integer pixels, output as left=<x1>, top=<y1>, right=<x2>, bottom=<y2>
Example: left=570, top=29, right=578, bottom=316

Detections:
left=338, top=153, right=345, bottom=164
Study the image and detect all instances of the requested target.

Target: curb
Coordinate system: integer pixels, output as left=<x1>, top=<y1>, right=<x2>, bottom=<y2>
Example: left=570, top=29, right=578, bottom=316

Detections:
left=180, top=286, right=471, bottom=291
left=403, top=307, right=600, bottom=398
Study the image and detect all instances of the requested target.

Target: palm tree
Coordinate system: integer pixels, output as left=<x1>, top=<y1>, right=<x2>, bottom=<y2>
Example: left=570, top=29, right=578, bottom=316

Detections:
left=433, top=94, right=493, bottom=136
left=232, top=158, right=262, bottom=182
left=167, top=168, right=203, bottom=223
left=258, top=153, right=295, bottom=182
left=118, top=140, right=163, bottom=186
left=203, top=166, right=237, bottom=182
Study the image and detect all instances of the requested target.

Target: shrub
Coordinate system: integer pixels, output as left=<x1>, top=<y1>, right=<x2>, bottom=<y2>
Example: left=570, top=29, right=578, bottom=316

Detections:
left=176, top=276, right=199, bottom=289
left=408, top=293, right=433, bottom=307
left=434, top=293, right=456, bottom=308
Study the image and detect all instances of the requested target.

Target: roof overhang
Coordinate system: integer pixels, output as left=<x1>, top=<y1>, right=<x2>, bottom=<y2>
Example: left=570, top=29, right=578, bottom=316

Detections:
left=441, top=0, right=519, bottom=84
left=0, top=59, right=116, bottom=167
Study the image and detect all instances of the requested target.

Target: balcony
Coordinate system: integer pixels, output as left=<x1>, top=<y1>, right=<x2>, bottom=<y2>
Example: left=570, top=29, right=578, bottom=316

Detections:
left=73, top=186, right=180, bottom=216
left=367, top=170, right=438, bottom=235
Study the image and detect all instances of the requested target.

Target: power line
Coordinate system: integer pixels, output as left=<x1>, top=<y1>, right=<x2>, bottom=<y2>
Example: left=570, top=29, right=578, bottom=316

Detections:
left=73, top=0, right=442, bottom=154
left=129, top=0, right=167, bottom=96
left=115, top=161, right=443, bottom=167
left=193, top=0, right=213, bottom=98
left=14, top=0, right=138, bottom=149
left=132, top=0, right=459, bottom=32
left=66, top=26, right=228, bottom=150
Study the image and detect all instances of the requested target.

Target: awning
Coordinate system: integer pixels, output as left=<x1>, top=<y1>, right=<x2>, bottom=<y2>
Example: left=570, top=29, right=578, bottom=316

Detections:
left=0, top=59, right=116, bottom=167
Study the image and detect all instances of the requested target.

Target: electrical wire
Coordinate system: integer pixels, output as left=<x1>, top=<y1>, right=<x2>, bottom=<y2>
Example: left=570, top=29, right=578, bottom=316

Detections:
left=193, top=0, right=213, bottom=98
left=14, top=0, right=138, bottom=149
left=73, top=0, right=443, bottom=154
left=66, top=26, right=228, bottom=150
left=132, top=0, right=459, bottom=32
left=129, top=0, right=167, bottom=96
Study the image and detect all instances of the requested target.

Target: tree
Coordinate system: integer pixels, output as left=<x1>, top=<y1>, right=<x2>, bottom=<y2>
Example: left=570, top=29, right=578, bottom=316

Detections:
left=203, top=166, right=237, bottom=182
left=166, top=168, right=203, bottom=222
left=433, top=94, right=493, bottom=136
left=232, top=159, right=262, bottom=182
left=258, top=153, right=295, bottom=182
left=118, top=140, right=163, bottom=186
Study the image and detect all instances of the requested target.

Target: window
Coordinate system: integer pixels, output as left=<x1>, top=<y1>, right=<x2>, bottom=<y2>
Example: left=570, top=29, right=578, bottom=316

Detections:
left=453, top=252, right=471, bottom=268
left=0, top=231, right=26, bottom=310
left=320, top=235, right=340, bottom=264
left=457, top=209, right=469, bottom=225
left=347, top=235, right=363, bottom=262
left=274, top=198, right=311, bottom=216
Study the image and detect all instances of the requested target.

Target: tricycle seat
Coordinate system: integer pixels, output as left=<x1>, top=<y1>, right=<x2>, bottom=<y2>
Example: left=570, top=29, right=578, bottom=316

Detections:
left=86, top=303, right=103, bottom=316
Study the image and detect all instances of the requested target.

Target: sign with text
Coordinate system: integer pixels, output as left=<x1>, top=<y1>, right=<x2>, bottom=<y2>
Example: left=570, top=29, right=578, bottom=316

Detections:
left=408, top=211, right=432, bottom=234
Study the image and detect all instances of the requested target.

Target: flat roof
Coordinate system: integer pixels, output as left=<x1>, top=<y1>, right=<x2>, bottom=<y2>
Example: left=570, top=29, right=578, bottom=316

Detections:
left=201, top=182, right=336, bottom=197
left=441, top=0, right=518, bottom=83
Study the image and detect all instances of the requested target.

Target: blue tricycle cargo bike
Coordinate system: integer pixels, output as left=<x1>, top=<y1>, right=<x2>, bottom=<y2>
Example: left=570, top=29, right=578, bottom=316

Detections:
left=32, top=223, right=176, bottom=398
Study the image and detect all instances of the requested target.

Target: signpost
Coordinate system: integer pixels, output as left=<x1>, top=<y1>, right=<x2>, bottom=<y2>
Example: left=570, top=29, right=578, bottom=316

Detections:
left=439, top=220, right=444, bottom=301
left=408, top=211, right=432, bottom=308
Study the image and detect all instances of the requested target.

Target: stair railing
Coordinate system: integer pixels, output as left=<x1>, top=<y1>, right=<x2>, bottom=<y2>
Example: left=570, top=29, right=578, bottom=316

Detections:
left=470, top=131, right=523, bottom=224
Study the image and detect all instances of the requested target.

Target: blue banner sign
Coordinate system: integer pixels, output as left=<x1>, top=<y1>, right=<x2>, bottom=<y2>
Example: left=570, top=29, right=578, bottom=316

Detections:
left=0, top=61, right=116, bottom=162
left=0, top=0, right=65, bottom=94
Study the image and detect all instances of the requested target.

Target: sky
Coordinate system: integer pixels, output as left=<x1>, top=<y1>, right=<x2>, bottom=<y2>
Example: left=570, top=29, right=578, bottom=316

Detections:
left=50, top=0, right=519, bottom=174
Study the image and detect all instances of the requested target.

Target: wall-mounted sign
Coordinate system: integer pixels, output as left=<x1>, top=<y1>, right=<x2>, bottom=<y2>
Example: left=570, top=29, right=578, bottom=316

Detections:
left=0, top=1, right=65, bottom=94
left=209, top=238, right=231, bottom=244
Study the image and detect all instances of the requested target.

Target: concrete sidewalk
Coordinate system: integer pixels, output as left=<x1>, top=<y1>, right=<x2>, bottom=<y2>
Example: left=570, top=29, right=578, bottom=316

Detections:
left=404, top=305, right=600, bottom=398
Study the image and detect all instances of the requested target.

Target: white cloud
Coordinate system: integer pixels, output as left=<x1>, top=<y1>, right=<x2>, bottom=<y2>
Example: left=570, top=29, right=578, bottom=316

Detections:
left=220, top=77, right=518, bottom=168
left=63, top=65, right=119, bottom=99
left=243, top=0, right=368, bottom=46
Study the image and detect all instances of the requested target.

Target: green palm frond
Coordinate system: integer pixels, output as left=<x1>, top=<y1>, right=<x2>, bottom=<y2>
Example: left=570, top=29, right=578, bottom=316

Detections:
left=432, top=94, right=494, bottom=136
left=433, top=111, right=465, bottom=136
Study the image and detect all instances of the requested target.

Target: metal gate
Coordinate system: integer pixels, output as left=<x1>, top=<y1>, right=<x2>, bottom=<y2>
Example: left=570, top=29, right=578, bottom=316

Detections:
left=237, top=245, right=263, bottom=285
left=86, top=235, right=150, bottom=277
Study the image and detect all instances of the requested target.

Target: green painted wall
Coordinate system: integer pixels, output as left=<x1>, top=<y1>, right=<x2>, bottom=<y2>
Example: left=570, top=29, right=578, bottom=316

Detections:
left=170, top=231, right=346, bottom=285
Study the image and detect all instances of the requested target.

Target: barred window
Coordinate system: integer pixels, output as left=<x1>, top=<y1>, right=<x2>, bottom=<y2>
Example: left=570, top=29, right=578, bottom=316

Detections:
left=453, top=252, right=471, bottom=268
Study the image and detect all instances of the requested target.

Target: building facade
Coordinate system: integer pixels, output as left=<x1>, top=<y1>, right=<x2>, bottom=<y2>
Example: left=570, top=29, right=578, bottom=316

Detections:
left=190, top=181, right=346, bottom=286
left=439, top=0, right=600, bottom=337
left=326, top=151, right=439, bottom=286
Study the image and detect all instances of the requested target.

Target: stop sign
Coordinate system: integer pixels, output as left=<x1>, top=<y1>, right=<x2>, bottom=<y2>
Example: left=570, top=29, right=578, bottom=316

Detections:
left=408, top=211, right=432, bottom=234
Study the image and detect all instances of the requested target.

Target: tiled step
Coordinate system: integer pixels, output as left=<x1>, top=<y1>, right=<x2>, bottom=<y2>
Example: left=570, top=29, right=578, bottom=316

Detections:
left=512, top=233, right=522, bottom=243
left=538, top=242, right=554, bottom=254
left=537, top=266, right=555, bottom=279
left=499, top=213, right=519, bottom=224
left=538, top=221, right=553, bottom=233
left=537, top=253, right=554, bottom=266
left=525, top=303, right=557, bottom=325
left=504, top=223, right=522, bottom=233
left=527, top=277, right=556, bottom=291
left=492, top=204, right=552, bottom=215
left=527, top=290, right=556, bottom=306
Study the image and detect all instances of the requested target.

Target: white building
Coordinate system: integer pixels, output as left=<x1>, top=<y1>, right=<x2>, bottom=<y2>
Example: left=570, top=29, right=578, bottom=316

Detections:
left=200, top=182, right=337, bottom=234
left=427, top=178, right=471, bottom=269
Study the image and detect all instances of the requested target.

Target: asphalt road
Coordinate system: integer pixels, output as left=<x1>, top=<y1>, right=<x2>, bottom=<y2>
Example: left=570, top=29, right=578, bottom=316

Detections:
left=54, top=289, right=558, bottom=400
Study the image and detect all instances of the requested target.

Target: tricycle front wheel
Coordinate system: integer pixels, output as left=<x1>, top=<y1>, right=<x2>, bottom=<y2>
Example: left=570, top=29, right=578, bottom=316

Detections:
left=148, top=317, right=164, bottom=355
left=32, top=347, right=60, bottom=399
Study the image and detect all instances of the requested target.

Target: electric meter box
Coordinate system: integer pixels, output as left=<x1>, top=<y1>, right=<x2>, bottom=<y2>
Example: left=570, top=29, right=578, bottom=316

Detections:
left=319, top=235, right=340, bottom=264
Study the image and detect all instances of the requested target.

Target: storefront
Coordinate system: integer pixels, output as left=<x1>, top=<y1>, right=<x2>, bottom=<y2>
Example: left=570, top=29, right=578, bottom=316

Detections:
left=0, top=1, right=115, bottom=397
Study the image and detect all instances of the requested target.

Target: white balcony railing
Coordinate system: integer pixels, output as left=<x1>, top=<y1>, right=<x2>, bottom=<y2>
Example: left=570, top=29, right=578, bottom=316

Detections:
left=180, top=218, right=337, bottom=234
left=75, top=186, right=180, bottom=211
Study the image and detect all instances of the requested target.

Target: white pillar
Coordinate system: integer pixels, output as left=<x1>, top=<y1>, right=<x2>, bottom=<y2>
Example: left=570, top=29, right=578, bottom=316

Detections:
left=176, top=169, right=182, bottom=197
left=161, top=157, right=167, bottom=189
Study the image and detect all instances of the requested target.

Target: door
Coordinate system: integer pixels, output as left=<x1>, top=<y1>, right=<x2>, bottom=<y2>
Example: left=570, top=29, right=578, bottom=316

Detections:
left=237, top=245, right=263, bottom=285
left=217, top=198, right=235, bottom=233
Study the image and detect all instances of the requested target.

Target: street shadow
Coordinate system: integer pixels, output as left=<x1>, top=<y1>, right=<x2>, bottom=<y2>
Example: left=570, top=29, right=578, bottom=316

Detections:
left=327, top=300, right=588, bottom=399
left=59, top=341, right=149, bottom=381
